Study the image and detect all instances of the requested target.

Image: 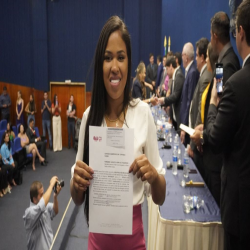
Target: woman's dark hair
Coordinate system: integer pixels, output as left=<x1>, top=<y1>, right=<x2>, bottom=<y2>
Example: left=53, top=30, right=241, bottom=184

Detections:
left=29, top=94, right=35, bottom=112
left=7, top=122, right=13, bottom=133
left=1, top=131, right=11, bottom=150
left=83, top=16, right=132, bottom=225
left=54, top=94, right=57, bottom=106
left=18, top=124, right=24, bottom=134
left=208, top=42, right=219, bottom=72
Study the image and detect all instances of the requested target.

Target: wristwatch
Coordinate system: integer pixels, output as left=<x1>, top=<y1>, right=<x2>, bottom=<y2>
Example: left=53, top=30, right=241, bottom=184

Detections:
left=200, top=131, right=204, bottom=146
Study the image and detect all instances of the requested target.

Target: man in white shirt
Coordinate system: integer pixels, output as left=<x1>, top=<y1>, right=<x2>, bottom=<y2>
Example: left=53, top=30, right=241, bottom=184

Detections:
left=23, top=176, right=62, bottom=250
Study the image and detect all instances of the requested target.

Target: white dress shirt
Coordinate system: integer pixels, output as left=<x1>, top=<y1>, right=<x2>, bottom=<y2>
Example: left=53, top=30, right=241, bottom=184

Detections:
left=71, top=100, right=165, bottom=205
left=171, top=67, right=179, bottom=122
left=242, top=53, right=250, bottom=68
left=185, top=60, right=193, bottom=78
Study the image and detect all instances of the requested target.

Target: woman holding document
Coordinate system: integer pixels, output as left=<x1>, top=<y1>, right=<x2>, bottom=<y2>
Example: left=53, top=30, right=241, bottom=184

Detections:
left=70, top=16, right=166, bottom=250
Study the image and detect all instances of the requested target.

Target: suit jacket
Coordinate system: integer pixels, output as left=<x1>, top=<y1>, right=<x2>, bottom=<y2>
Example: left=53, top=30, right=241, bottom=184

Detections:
left=190, top=66, right=212, bottom=129
left=159, top=68, right=167, bottom=95
left=180, top=61, right=199, bottom=125
left=26, top=127, right=38, bottom=143
left=203, top=46, right=240, bottom=172
left=206, top=57, right=250, bottom=239
left=189, top=66, right=212, bottom=150
left=156, top=63, right=163, bottom=89
left=146, top=63, right=157, bottom=84
left=164, top=68, right=185, bottom=129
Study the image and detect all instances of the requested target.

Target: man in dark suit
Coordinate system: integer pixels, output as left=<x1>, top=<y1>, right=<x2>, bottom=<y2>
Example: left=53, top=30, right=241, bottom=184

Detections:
left=26, top=118, right=47, bottom=166
left=146, top=53, right=157, bottom=98
left=188, top=38, right=212, bottom=179
left=155, top=55, right=163, bottom=93
left=191, top=12, right=240, bottom=207
left=200, top=2, right=250, bottom=248
left=180, top=42, right=200, bottom=144
left=154, top=56, right=185, bottom=131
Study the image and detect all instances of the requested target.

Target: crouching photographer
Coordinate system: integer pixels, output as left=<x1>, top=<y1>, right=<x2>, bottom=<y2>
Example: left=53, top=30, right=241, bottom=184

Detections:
left=23, top=176, right=63, bottom=250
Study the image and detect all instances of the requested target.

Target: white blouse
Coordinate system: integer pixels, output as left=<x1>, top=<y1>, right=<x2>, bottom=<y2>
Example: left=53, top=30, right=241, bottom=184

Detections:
left=71, top=99, right=165, bottom=205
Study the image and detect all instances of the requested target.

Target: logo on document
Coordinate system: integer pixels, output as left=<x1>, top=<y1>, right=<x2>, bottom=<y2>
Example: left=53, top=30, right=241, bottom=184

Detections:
left=93, top=136, right=102, bottom=142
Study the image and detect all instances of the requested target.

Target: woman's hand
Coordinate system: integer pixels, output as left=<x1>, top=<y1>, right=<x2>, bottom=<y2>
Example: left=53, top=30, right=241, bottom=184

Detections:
left=129, top=154, right=158, bottom=185
left=72, top=161, right=94, bottom=193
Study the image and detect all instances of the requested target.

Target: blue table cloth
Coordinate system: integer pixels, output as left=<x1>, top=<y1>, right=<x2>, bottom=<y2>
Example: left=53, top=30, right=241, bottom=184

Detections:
left=158, top=140, right=221, bottom=222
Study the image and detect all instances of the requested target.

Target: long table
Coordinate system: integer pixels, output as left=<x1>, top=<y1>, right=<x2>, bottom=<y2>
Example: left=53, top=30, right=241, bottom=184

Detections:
left=147, top=140, right=224, bottom=250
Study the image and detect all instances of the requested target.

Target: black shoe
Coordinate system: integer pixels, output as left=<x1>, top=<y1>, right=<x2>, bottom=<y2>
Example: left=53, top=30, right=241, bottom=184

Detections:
left=44, top=160, right=49, bottom=164
left=50, top=147, right=53, bottom=151
left=41, top=161, right=47, bottom=166
left=68, top=146, right=71, bottom=149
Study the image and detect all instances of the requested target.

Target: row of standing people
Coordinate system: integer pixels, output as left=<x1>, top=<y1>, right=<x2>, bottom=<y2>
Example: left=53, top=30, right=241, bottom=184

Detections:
left=0, top=89, right=77, bottom=151
left=133, top=8, right=249, bottom=249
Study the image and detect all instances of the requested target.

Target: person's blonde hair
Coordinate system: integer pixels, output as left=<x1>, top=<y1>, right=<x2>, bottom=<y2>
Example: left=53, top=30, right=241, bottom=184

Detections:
left=134, top=62, right=146, bottom=99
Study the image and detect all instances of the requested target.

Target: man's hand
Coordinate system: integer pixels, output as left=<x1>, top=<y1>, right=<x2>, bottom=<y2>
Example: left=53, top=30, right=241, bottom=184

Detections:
left=50, top=176, right=58, bottom=188
left=3, top=104, right=7, bottom=108
left=54, top=183, right=62, bottom=197
left=12, top=162, right=15, bottom=167
left=210, top=77, right=220, bottom=107
left=152, top=81, right=155, bottom=87
left=37, top=137, right=41, bottom=142
left=190, top=130, right=202, bottom=147
left=180, top=131, right=186, bottom=144
left=195, top=124, right=204, bottom=131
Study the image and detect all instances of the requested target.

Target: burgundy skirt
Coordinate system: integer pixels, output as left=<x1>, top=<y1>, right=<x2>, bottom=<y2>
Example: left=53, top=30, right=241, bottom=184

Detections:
left=88, top=204, right=146, bottom=250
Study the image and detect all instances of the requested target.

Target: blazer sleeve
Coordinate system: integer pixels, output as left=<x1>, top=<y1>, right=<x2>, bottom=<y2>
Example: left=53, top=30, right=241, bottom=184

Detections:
left=205, top=81, right=238, bottom=154
left=223, top=61, right=239, bottom=86
left=195, top=77, right=211, bottom=127
left=27, top=129, right=36, bottom=143
left=181, top=71, right=198, bottom=125
left=133, top=83, right=143, bottom=99
left=164, top=73, right=184, bottom=107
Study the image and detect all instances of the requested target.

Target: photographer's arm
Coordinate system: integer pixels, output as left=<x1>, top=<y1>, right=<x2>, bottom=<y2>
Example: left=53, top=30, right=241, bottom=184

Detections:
left=43, top=176, right=58, bottom=206
left=53, top=185, right=61, bottom=215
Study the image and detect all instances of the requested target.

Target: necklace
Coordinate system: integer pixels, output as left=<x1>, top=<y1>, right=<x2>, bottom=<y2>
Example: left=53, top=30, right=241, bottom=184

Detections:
left=105, top=107, right=127, bottom=127
left=105, top=112, right=124, bottom=127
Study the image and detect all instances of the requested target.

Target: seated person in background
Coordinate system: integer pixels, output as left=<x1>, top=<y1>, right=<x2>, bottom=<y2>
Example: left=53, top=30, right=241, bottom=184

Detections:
left=132, top=62, right=156, bottom=104
left=18, top=124, right=46, bottom=170
left=0, top=132, right=17, bottom=187
left=23, top=176, right=61, bottom=250
left=6, top=122, right=15, bottom=142
left=0, top=164, right=9, bottom=197
left=26, top=118, right=47, bottom=164
left=0, top=153, right=14, bottom=193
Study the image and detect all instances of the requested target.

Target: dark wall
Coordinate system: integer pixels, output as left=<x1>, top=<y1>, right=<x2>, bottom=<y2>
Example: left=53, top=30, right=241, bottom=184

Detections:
left=0, top=0, right=162, bottom=91
left=161, top=0, right=242, bottom=64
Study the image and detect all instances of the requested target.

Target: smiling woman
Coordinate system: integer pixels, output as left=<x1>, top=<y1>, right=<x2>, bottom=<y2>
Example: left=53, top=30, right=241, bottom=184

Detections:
left=70, top=16, right=166, bottom=250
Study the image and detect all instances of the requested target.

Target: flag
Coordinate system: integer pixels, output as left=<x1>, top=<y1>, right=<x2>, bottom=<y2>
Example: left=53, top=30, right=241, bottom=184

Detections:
left=164, top=36, right=167, bottom=55
left=168, top=36, right=171, bottom=52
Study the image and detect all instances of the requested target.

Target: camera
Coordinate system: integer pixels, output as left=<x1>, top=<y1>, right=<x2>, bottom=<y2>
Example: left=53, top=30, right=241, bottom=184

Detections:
left=53, top=180, right=64, bottom=194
